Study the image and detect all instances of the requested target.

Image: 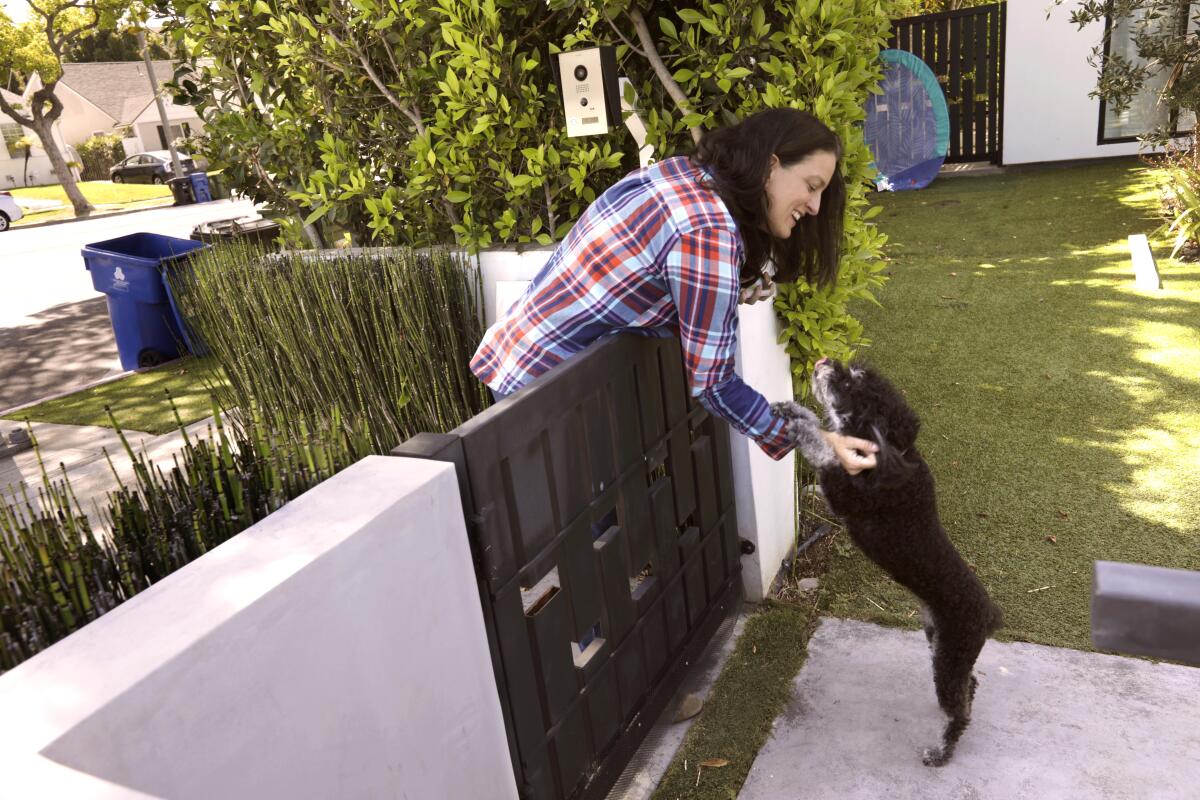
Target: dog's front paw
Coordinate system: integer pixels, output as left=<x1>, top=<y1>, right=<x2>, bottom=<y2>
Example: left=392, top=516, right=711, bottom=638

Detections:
left=921, top=746, right=950, bottom=767
left=771, top=401, right=818, bottom=425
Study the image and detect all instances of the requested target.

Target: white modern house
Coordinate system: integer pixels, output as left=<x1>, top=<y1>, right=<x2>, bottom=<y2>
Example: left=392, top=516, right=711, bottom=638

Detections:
left=1003, top=0, right=1194, bottom=165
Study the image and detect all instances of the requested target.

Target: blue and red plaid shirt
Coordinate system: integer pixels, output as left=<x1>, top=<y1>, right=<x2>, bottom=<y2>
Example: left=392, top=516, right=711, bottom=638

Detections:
left=470, top=156, right=791, bottom=460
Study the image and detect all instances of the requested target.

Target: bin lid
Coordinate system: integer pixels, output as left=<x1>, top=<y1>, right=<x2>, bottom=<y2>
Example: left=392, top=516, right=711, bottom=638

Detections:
left=192, top=217, right=280, bottom=236
left=81, top=232, right=208, bottom=268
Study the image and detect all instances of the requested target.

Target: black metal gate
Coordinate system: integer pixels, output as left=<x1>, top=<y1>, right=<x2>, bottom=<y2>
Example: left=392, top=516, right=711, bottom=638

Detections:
left=890, top=2, right=1006, bottom=163
left=392, top=334, right=742, bottom=800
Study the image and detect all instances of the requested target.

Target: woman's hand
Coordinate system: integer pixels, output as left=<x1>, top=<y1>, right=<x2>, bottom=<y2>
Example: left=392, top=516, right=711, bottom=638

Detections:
left=820, top=430, right=878, bottom=475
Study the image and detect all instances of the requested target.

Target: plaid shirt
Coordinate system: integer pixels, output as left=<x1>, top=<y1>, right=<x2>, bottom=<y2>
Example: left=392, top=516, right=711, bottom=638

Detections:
left=470, top=156, right=791, bottom=460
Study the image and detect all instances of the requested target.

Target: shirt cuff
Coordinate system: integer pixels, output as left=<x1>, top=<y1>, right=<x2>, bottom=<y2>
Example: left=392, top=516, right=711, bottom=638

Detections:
left=754, top=413, right=793, bottom=461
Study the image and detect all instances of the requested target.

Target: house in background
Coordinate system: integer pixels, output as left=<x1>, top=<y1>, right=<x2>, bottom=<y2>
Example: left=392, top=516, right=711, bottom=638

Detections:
left=25, top=60, right=205, bottom=157
left=0, top=87, right=79, bottom=189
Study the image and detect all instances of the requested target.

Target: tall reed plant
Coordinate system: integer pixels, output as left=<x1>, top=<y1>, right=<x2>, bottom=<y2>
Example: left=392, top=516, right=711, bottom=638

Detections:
left=0, top=401, right=370, bottom=674
left=170, top=243, right=491, bottom=453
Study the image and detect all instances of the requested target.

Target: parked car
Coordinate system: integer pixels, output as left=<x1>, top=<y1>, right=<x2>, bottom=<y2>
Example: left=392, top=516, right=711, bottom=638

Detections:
left=109, top=151, right=197, bottom=184
left=0, top=191, right=24, bottom=232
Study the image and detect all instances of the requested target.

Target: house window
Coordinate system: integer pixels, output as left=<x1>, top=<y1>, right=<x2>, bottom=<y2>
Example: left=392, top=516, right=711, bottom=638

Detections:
left=1098, top=2, right=1197, bottom=143
left=1, top=123, right=24, bottom=159
left=156, top=123, right=191, bottom=149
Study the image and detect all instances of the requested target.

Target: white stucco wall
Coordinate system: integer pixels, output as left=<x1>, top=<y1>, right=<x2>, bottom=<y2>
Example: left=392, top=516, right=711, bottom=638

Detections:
left=132, top=101, right=205, bottom=153
left=474, top=249, right=797, bottom=601
left=55, top=83, right=118, bottom=147
left=1003, top=0, right=1144, bottom=165
left=0, top=457, right=518, bottom=800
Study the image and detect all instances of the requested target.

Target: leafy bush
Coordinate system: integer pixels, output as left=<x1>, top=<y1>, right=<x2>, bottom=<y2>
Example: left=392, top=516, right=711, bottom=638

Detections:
left=170, top=243, right=491, bottom=453
left=155, top=0, right=630, bottom=249
left=1148, top=144, right=1200, bottom=260
left=0, top=404, right=369, bottom=674
left=77, top=132, right=125, bottom=181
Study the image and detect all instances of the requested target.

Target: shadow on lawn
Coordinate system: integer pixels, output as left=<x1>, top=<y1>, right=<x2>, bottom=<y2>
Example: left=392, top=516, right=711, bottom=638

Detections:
left=0, top=297, right=121, bottom=412
left=827, top=161, right=1199, bottom=650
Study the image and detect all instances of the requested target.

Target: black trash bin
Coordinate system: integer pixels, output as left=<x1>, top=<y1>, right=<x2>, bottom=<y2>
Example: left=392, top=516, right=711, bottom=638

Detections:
left=190, top=217, right=282, bottom=250
left=168, top=175, right=195, bottom=206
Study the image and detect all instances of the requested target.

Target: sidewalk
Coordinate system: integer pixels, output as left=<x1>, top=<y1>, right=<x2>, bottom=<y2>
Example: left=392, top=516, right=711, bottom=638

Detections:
left=0, top=297, right=122, bottom=411
left=737, top=618, right=1200, bottom=800
left=0, top=418, right=219, bottom=534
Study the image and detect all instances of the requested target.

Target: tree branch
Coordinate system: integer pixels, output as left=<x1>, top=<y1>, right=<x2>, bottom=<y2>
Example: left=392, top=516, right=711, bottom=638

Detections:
left=603, top=10, right=647, bottom=59
left=626, top=6, right=702, bottom=145
left=0, top=91, right=35, bottom=128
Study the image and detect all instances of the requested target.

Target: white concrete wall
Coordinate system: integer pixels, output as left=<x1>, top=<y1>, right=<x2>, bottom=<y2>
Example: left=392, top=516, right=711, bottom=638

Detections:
left=1003, top=0, right=1143, bottom=165
left=0, top=456, right=518, bottom=800
left=474, top=249, right=797, bottom=601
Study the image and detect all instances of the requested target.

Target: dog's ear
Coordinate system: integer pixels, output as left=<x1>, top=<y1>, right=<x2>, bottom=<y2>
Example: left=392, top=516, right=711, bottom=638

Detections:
left=887, top=401, right=921, bottom=452
left=863, top=424, right=918, bottom=489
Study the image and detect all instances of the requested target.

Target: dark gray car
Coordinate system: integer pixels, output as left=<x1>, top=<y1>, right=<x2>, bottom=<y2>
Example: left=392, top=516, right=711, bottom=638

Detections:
left=110, top=151, right=197, bottom=184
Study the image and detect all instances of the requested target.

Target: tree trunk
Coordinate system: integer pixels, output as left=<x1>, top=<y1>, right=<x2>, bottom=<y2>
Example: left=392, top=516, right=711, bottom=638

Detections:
left=30, top=115, right=93, bottom=217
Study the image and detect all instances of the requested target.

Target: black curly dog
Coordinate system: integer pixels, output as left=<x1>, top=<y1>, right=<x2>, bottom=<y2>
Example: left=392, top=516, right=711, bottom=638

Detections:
left=773, top=358, right=1003, bottom=767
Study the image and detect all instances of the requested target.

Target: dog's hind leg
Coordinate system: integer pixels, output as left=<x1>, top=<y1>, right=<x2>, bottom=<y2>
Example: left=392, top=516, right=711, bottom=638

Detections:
left=919, top=605, right=936, bottom=648
left=921, top=639, right=983, bottom=767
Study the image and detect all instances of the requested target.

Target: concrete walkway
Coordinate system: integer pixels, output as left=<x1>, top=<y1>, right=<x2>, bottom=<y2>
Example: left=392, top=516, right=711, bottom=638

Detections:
left=738, top=618, right=1200, bottom=800
left=0, top=418, right=220, bottom=534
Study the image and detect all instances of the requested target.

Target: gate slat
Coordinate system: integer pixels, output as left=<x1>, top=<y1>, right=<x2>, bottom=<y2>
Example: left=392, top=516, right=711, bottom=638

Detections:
left=961, top=11, right=977, bottom=160
left=949, top=12, right=962, bottom=161
left=974, top=6, right=989, bottom=157
left=996, top=3, right=1006, bottom=162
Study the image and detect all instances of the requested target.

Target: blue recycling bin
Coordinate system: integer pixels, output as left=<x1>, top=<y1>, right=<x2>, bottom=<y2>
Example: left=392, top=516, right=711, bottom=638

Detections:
left=187, top=171, right=212, bottom=203
left=82, top=233, right=209, bottom=370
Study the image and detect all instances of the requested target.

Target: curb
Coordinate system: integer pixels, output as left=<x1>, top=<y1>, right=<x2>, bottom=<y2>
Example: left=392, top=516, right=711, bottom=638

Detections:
left=11, top=197, right=237, bottom=231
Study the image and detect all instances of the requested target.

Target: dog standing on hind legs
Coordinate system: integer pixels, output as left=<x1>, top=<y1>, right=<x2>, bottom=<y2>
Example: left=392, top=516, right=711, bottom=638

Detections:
left=773, top=358, right=1003, bottom=767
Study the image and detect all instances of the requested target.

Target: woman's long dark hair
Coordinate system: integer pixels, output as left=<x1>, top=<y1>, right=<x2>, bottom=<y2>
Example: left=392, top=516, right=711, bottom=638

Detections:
left=692, top=108, right=845, bottom=288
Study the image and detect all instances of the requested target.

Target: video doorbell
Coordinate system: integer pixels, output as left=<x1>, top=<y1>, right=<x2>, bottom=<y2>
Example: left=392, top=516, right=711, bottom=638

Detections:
left=556, top=47, right=621, bottom=137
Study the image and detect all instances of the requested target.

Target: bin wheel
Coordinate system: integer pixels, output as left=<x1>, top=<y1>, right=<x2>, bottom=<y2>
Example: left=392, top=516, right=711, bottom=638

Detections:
left=137, top=349, right=169, bottom=369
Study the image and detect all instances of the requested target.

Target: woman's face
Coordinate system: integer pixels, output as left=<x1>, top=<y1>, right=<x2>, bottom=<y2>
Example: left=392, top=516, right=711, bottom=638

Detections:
left=763, top=149, right=838, bottom=239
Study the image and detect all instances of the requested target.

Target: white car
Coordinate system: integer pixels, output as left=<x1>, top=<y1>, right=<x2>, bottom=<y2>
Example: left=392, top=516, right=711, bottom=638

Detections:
left=0, top=191, right=24, bottom=232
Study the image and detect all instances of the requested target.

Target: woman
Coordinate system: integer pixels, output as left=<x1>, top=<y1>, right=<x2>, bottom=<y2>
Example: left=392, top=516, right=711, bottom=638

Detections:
left=470, top=108, right=877, bottom=474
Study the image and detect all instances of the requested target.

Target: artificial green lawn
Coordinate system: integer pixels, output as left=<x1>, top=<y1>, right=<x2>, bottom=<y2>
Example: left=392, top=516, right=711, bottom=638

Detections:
left=820, top=159, right=1200, bottom=651
left=2, top=357, right=228, bottom=435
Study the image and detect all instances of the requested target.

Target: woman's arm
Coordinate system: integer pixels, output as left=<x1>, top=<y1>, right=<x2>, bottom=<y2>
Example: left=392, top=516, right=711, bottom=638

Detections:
left=664, top=227, right=794, bottom=459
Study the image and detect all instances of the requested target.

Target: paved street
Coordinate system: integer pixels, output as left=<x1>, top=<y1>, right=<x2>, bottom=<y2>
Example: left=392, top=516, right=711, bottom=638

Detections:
left=0, top=199, right=257, bottom=410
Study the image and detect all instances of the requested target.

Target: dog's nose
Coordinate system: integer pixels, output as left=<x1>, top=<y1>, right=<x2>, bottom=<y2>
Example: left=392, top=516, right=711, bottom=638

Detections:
left=815, top=357, right=829, bottom=368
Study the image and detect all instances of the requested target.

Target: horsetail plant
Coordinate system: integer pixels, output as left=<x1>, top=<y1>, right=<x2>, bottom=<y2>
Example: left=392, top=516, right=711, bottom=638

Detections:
left=0, top=399, right=370, bottom=675
left=168, top=241, right=491, bottom=454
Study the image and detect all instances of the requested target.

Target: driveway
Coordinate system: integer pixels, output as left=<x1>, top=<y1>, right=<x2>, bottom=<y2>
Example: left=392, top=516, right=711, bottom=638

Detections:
left=0, top=199, right=257, bottom=411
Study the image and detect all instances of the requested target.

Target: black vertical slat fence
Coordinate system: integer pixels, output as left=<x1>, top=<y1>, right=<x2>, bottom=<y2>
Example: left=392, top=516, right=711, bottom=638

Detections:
left=889, top=2, right=1006, bottom=163
left=393, top=334, right=742, bottom=800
